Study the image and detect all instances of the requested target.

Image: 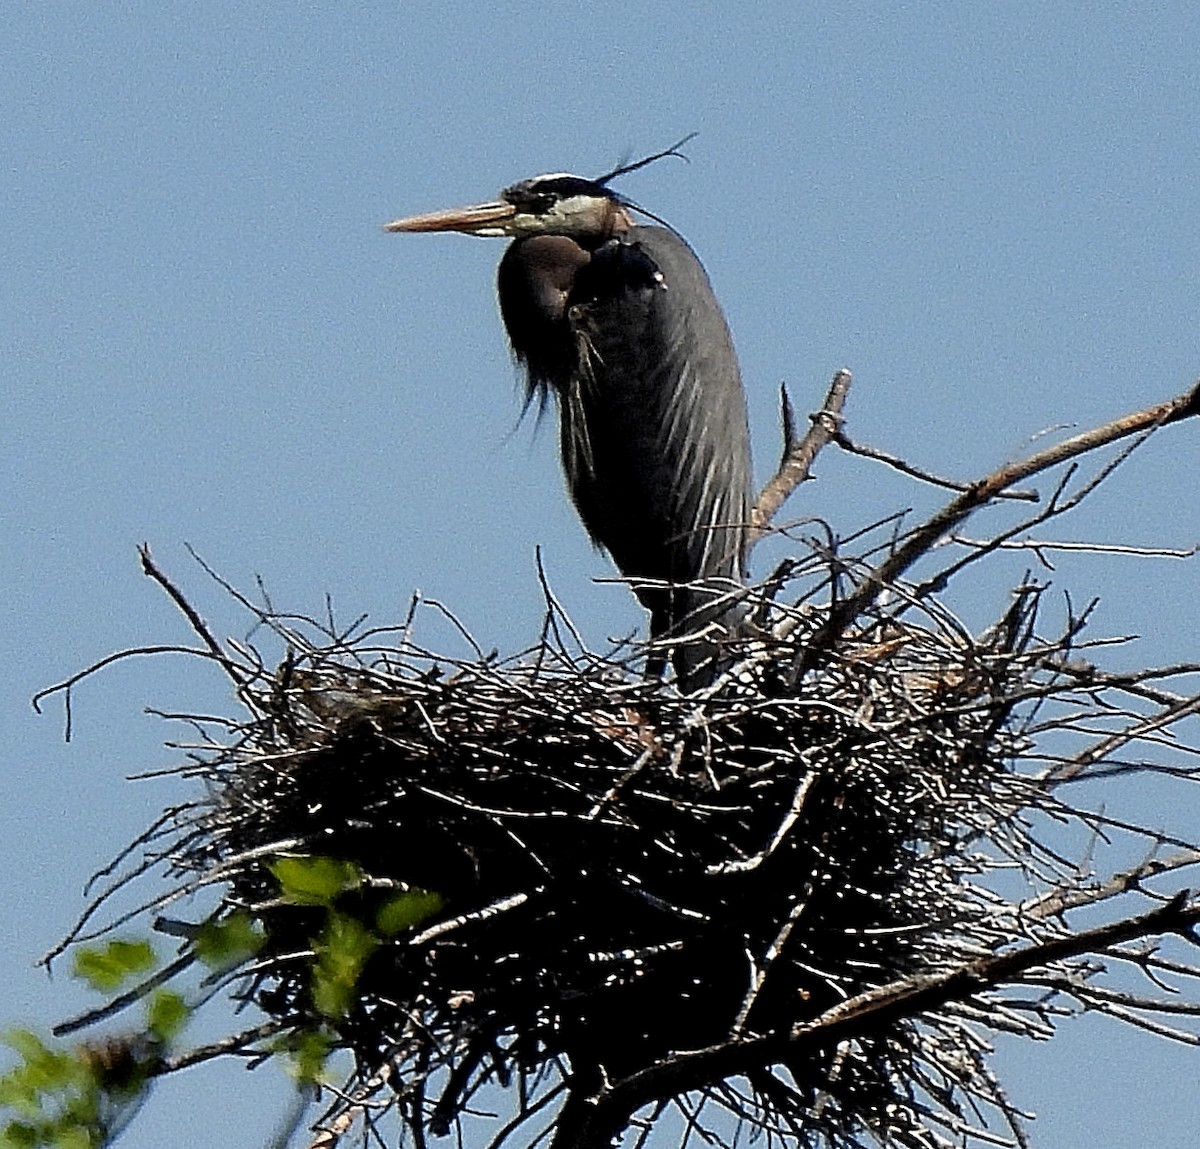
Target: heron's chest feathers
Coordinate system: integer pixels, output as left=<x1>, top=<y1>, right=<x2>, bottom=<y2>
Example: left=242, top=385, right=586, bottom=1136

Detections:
left=498, top=232, right=674, bottom=396
left=496, top=235, right=591, bottom=379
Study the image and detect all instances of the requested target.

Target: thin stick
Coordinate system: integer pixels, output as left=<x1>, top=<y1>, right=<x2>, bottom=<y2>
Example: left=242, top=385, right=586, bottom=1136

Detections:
left=139, top=544, right=240, bottom=677
left=834, top=433, right=1039, bottom=501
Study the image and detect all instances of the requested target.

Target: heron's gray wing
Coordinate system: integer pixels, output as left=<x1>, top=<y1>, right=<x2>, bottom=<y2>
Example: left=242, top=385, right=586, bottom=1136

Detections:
left=563, top=226, right=752, bottom=625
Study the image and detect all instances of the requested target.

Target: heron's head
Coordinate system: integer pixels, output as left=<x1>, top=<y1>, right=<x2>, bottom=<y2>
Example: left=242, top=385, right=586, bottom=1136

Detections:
left=384, top=174, right=632, bottom=242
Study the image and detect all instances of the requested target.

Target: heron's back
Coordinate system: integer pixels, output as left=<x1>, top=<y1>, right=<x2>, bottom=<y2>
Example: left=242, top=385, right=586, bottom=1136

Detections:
left=563, top=226, right=751, bottom=597
left=498, top=224, right=752, bottom=680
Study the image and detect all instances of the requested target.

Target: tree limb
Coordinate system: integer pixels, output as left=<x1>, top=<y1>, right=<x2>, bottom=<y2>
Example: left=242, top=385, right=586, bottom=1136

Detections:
left=749, top=369, right=852, bottom=550
left=833, top=433, right=1038, bottom=501
left=791, top=381, right=1200, bottom=677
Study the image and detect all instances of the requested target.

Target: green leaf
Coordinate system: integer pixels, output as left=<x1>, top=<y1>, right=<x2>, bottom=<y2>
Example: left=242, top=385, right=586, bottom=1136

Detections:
left=1, top=1121, right=41, bottom=1148
left=276, top=1028, right=334, bottom=1087
left=0, top=1066, right=44, bottom=1118
left=144, top=993, right=189, bottom=1044
left=50, top=1127, right=92, bottom=1149
left=0, top=1067, right=36, bottom=1113
left=374, top=890, right=445, bottom=937
left=311, top=913, right=378, bottom=1020
left=0, top=1032, right=84, bottom=1112
left=71, top=941, right=156, bottom=995
left=0, top=1071, right=38, bottom=1119
left=269, top=857, right=362, bottom=906
left=0, top=1029, right=125, bottom=1149
left=192, top=913, right=264, bottom=970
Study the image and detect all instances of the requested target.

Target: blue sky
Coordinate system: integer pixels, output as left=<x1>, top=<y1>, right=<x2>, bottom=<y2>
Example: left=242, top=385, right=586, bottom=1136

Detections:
left=3, top=4, right=1199, bottom=1147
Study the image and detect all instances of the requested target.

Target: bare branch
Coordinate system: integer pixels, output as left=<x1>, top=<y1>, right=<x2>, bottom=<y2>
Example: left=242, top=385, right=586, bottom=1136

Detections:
left=139, top=543, right=247, bottom=683
left=580, top=895, right=1200, bottom=1145
left=53, top=953, right=197, bottom=1037
left=750, top=369, right=852, bottom=548
left=949, top=535, right=1199, bottom=561
left=792, top=382, right=1200, bottom=676
left=31, top=646, right=232, bottom=739
left=833, top=434, right=1038, bottom=502
left=157, top=1020, right=292, bottom=1073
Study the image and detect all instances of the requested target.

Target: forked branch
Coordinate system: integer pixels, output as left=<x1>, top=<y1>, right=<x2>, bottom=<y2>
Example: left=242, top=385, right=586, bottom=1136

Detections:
left=750, top=369, right=852, bottom=548
left=792, top=380, right=1200, bottom=675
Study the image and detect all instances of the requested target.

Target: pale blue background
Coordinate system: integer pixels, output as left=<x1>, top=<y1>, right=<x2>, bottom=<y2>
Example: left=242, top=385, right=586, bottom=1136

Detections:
left=3, top=4, right=1199, bottom=1147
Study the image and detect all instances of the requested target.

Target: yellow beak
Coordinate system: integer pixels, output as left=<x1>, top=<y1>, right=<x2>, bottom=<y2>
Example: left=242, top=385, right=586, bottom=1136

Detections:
left=382, top=201, right=518, bottom=235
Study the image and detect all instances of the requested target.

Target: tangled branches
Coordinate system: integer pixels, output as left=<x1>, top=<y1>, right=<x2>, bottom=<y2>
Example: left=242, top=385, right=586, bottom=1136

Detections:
left=29, top=379, right=1200, bottom=1149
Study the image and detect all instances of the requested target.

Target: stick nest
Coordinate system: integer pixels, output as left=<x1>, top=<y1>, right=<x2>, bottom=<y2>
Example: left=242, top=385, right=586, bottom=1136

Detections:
left=36, top=382, right=1200, bottom=1148
left=162, top=574, right=1089, bottom=1149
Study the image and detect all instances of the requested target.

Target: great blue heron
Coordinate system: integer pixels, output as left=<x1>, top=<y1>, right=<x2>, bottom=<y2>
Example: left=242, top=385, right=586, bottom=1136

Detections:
left=385, top=149, right=751, bottom=686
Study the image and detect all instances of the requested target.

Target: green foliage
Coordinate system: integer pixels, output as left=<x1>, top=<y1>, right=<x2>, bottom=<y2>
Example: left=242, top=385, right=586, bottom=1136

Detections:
left=0, top=1030, right=147, bottom=1149
left=1, top=858, right=447, bottom=1147
left=143, top=993, right=188, bottom=1045
left=192, top=911, right=264, bottom=971
left=312, top=912, right=379, bottom=1021
left=272, top=1027, right=335, bottom=1087
left=261, top=857, right=448, bottom=1085
left=70, top=942, right=156, bottom=996
left=0, top=931, right=198, bottom=1147
left=375, top=889, right=444, bottom=937
left=269, top=856, right=446, bottom=1016
left=0, top=1032, right=87, bottom=1120
left=269, top=857, right=362, bottom=906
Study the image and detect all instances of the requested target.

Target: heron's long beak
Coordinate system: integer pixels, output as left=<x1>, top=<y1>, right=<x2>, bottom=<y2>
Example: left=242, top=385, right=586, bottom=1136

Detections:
left=382, top=201, right=518, bottom=236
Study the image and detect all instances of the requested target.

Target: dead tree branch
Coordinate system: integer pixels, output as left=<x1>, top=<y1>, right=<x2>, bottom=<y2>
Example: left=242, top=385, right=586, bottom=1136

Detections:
left=791, top=381, right=1200, bottom=677
left=750, top=369, right=852, bottom=547
left=833, top=434, right=1038, bottom=502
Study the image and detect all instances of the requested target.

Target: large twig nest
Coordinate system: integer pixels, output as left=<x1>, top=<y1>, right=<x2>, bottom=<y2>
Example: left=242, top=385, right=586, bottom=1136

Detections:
left=162, top=575, right=1075, bottom=1148
left=35, top=381, right=1200, bottom=1149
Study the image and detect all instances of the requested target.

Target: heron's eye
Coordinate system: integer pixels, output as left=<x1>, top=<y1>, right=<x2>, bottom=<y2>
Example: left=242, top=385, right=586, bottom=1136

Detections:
left=527, top=192, right=558, bottom=215
left=503, top=183, right=556, bottom=215
left=503, top=176, right=609, bottom=216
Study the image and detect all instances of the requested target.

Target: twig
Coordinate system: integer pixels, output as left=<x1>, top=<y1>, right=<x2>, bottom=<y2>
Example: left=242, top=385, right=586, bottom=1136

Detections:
left=1047, top=693, right=1200, bottom=783
left=424, top=599, right=488, bottom=661
left=139, top=544, right=247, bottom=684
left=949, top=535, right=1199, bottom=560
left=31, top=646, right=231, bottom=740
left=157, top=1019, right=293, bottom=1073
left=534, top=546, right=592, bottom=661
left=307, top=1062, right=396, bottom=1149
left=833, top=434, right=1038, bottom=501
left=1019, top=848, right=1200, bottom=922
left=705, top=770, right=815, bottom=875
left=730, top=893, right=810, bottom=1037
left=408, top=893, right=531, bottom=946
left=749, top=370, right=852, bottom=548
left=52, top=953, right=197, bottom=1036
left=483, top=1082, right=568, bottom=1149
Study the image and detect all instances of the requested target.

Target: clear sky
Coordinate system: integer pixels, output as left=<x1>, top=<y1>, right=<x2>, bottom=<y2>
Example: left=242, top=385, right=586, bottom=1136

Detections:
left=3, top=4, right=1199, bottom=1147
